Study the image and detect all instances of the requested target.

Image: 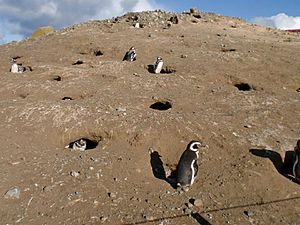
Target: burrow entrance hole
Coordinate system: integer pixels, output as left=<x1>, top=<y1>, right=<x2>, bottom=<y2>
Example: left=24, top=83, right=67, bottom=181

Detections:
left=150, top=101, right=172, bottom=111
left=234, top=83, right=252, bottom=91
left=66, top=138, right=100, bottom=150
left=62, top=96, right=73, bottom=100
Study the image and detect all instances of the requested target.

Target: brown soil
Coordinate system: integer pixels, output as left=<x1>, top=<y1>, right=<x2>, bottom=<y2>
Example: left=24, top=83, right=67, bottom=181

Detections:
left=0, top=10, right=300, bottom=225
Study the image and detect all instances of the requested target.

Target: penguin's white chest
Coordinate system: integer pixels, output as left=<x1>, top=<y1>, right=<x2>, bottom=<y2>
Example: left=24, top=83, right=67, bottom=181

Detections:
left=154, top=61, right=163, bottom=74
left=11, top=64, right=19, bottom=73
left=190, top=159, right=196, bottom=185
left=293, top=154, right=299, bottom=177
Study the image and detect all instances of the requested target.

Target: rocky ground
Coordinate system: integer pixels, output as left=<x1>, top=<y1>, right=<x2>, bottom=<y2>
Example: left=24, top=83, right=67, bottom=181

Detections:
left=0, top=9, right=300, bottom=225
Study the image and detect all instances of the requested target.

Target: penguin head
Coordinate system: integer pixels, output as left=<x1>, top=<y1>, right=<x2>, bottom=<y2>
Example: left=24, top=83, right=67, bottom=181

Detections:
left=295, top=139, right=300, bottom=153
left=11, top=58, right=17, bottom=64
left=130, top=46, right=135, bottom=51
left=187, top=140, right=206, bottom=152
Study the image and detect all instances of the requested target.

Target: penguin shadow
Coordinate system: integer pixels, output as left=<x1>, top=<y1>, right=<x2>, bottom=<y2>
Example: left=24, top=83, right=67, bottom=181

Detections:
left=249, top=148, right=300, bottom=184
left=149, top=149, right=177, bottom=188
left=191, top=213, right=212, bottom=225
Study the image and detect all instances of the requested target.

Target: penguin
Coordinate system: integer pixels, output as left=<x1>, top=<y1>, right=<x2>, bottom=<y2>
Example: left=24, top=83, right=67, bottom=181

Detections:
left=65, top=139, right=87, bottom=151
left=176, top=140, right=206, bottom=190
left=154, top=56, right=163, bottom=74
left=292, top=139, right=300, bottom=179
left=10, top=59, right=24, bottom=73
left=123, top=47, right=137, bottom=61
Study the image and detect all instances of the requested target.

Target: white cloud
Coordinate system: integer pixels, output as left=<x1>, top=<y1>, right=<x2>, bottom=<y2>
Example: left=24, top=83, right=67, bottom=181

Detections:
left=0, top=0, right=161, bottom=44
left=251, top=13, right=300, bottom=30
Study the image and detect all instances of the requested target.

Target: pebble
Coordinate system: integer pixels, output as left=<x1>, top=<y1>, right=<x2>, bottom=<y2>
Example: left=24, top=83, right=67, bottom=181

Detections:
left=244, top=210, right=254, bottom=217
left=183, top=208, right=192, bottom=214
left=143, top=214, right=154, bottom=221
left=4, top=187, right=21, bottom=199
left=193, top=199, right=204, bottom=209
left=100, top=216, right=108, bottom=222
left=70, top=171, right=80, bottom=177
left=108, top=192, right=116, bottom=198
left=180, top=54, right=188, bottom=58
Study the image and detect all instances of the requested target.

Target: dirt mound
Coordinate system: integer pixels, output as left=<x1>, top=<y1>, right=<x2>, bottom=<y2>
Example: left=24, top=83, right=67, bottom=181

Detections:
left=0, top=9, right=300, bottom=225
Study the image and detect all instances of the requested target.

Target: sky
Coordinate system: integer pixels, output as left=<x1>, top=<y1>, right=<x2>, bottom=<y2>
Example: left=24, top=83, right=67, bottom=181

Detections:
left=0, top=0, right=299, bottom=44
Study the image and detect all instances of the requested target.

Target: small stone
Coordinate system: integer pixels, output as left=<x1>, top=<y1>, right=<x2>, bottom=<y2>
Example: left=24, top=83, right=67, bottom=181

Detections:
left=244, top=210, right=254, bottom=217
left=193, top=199, right=204, bottom=209
left=143, top=214, right=154, bottom=221
left=108, top=192, right=116, bottom=198
left=100, top=216, right=108, bottom=222
left=70, top=171, right=80, bottom=177
left=183, top=208, right=192, bottom=214
left=180, top=54, right=188, bottom=58
left=134, top=23, right=140, bottom=28
left=4, top=187, right=21, bottom=199
left=190, top=7, right=198, bottom=14
left=186, top=202, right=193, bottom=208
left=116, top=107, right=126, bottom=112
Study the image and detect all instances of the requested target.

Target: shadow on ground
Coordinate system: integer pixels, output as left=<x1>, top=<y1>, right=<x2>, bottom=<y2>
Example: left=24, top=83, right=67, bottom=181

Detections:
left=249, top=148, right=300, bottom=185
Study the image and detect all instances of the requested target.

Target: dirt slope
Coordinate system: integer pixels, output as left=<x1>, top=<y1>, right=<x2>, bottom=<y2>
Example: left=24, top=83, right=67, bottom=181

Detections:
left=0, top=10, right=300, bottom=225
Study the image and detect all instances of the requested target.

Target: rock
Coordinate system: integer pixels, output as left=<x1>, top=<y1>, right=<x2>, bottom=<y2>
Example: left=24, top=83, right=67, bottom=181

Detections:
left=244, top=210, right=254, bottom=217
left=4, top=187, right=21, bottom=199
left=70, top=171, right=80, bottom=177
left=183, top=208, right=192, bottom=214
left=180, top=54, right=188, bottom=58
left=108, top=192, right=116, bottom=198
left=193, top=199, right=204, bottom=209
left=143, top=214, right=154, bottom=221
left=100, top=216, right=108, bottom=222
left=116, top=107, right=126, bottom=112
left=134, top=23, right=140, bottom=28
left=31, top=26, right=54, bottom=40
left=190, top=7, right=199, bottom=14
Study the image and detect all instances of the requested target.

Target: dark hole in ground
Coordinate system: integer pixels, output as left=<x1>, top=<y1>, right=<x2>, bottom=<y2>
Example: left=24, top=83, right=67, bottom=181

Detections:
left=147, top=65, right=176, bottom=74
left=222, top=48, right=236, bottom=52
left=150, top=101, right=172, bottom=111
left=93, top=50, right=103, bottom=56
left=62, top=97, right=73, bottom=100
left=72, top=60, right=84, bottom=65
left=66, top=138, right=99, bottom=150
left=53, top=75, right=61, bottom=81
left=234, top=83, right=252, bottom=91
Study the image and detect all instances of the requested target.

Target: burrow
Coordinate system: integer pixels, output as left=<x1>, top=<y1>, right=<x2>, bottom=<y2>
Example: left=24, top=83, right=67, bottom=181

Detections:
left=147, top=65, right=176, bottom=74
left=65, top=137, right=100, bottom=150
left=150, top=100, right=172, bottom=111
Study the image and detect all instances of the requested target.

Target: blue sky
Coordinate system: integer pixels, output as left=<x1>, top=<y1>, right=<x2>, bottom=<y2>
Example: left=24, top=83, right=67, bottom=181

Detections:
left=0, top=0, right=299, bottom=44
left=161, top=0, right=300, bottom=20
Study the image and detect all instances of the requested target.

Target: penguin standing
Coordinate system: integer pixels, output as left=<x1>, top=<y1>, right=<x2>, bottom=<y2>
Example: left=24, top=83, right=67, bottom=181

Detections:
left=123, top=47, right=137, bottom=61
left=292, top=139, right=300, bottom=180
left=154, top=56, right=163, bottom=74
left=65, top=139, right=87, bottom=151
left=10, top=59, right=24, bottom=73
left=176, top=140, right=206, bottom=190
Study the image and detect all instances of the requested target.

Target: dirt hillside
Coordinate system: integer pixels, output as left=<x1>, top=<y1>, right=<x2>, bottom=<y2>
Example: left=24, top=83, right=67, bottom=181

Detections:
left=0, top=9, right=300, bottom=225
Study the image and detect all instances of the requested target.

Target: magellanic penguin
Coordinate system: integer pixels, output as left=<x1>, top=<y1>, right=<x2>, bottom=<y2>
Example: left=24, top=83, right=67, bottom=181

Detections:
left=154, top=56, right=163, bottom=74
left=65, top=139, right=87, bottom=151
left=123, top=47, right=137, bottom=61
left=176, top=140, right=206, bottom=190
left=292, top=139, right=300, bottom=180
left=10, top=59, right=24, bottom=73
